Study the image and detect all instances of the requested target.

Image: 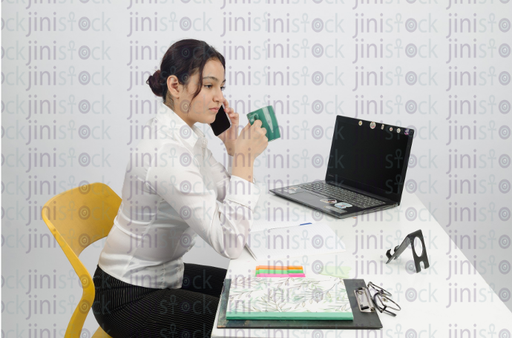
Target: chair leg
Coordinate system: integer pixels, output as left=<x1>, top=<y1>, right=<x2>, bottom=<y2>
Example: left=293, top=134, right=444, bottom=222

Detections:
left=91, top=326, right=113, bottom=338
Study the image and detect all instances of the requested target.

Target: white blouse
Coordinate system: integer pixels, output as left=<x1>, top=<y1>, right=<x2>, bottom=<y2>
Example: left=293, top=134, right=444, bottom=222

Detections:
left=98, top=106, right=261, bottom=289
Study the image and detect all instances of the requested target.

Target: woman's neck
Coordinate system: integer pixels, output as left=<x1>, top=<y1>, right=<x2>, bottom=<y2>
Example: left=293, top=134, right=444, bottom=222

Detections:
left=166, top=103, right=195, bottom=128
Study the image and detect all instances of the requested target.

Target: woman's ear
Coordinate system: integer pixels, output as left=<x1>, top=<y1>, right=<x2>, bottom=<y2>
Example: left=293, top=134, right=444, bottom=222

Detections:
left=167, top=75, right=180, bottom=99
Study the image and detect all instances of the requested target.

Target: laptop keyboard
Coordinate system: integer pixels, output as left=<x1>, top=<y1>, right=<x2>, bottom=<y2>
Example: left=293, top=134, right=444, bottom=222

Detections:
left=299, top=182, right=385, bottom=209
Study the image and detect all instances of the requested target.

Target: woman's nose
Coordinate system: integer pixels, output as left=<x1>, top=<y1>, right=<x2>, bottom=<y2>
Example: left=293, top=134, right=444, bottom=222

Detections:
left=213, top=89, right=224, bottom=103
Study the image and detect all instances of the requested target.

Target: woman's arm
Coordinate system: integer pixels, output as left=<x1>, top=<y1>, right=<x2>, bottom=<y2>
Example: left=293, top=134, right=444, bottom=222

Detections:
left=205, top=149, right=257, bottom=204
left=148, top=143, right=260, bottom=259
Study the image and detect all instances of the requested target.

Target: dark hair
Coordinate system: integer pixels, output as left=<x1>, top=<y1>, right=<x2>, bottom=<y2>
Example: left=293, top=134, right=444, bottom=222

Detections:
left=147, top=39, right=225, bottom=108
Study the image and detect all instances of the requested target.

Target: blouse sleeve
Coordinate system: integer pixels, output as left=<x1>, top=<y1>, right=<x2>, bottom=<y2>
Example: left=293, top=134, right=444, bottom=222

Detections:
left=147, top=143, right=261, bottom=260
left=204, top=148, right=257, bottom=203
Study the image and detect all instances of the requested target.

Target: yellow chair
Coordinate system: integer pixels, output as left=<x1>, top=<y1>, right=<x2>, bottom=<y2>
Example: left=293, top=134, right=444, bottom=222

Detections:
left=42, top=183, right=121, bottom=338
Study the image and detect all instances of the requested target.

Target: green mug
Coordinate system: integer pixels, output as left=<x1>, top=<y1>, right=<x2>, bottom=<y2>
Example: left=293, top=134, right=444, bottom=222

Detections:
left=247, top=106, right=281, bottom=141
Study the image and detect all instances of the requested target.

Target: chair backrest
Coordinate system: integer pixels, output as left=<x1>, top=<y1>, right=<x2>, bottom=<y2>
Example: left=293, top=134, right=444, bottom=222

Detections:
left=42, top=183, right=121, bottom=338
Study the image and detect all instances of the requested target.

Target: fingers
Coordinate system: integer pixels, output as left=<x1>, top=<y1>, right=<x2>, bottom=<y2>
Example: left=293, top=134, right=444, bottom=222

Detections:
left=237, top=121, right=268, bottom=156
left=223, top=103, right=238, bottom=122
left=251, top=120, right=266, bottom=134
left=241, top=121, right=268, bottom=143
left=252, top=119, right=263, bottom=128
left=253, top=127, right=267, bottom=145
left=247, top=120, right=267, bottom=140
left=222, top=100, right=240, bottom=124
left=225, top=106, right=235, bottom=115
left=222, top=99, right=230, bottom=110
left=229, top=111, right=239, bottom=122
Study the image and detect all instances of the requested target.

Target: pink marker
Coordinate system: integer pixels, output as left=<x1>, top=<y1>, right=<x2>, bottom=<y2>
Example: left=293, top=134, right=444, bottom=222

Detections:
left=256, top=273, right=306, bottom=278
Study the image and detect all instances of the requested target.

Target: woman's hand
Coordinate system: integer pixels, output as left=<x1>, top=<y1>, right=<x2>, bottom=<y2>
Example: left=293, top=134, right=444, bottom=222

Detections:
left=235, top=119, right=268, bottom=161
left=217, top=99, right=239, bottom=156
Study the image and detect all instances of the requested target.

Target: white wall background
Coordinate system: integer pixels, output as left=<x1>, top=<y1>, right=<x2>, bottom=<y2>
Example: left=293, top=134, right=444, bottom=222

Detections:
left=2, top=0, right=511, bottom=336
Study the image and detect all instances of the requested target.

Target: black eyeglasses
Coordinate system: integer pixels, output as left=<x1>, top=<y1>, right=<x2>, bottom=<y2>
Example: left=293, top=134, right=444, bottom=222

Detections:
left=367, top=282, right=401, bottom=317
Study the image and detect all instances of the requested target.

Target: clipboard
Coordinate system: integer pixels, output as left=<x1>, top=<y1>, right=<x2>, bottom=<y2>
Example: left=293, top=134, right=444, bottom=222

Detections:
left=217, top=279, right=382, bottom=330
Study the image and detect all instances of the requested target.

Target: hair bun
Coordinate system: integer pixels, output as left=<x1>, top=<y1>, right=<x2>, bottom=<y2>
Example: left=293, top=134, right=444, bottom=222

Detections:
left=147, top=70, right=164, bottom=97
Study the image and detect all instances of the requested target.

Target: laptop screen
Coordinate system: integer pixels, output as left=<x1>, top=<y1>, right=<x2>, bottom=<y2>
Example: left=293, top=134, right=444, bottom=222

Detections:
left=325, top=116, right=414, bottom=203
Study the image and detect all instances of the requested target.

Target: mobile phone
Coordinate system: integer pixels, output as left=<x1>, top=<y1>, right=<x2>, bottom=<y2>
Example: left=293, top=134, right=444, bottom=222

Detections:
left=210, top=105, right=232, bottom=136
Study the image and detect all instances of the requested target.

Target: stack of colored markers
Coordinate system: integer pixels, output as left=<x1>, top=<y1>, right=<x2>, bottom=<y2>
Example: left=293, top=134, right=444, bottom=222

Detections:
left=255, top=265, right=305, bottom=277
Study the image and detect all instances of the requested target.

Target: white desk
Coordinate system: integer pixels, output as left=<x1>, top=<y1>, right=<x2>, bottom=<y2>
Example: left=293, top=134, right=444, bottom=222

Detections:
left=212, top=192, right=512, bottom=338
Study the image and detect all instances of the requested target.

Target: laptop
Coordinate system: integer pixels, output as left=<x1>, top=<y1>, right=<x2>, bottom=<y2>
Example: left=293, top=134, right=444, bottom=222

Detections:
left=269, top=116, right=415, bottom=219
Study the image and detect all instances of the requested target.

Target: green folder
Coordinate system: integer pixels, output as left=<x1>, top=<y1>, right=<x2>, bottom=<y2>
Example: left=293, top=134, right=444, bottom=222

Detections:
left=255, top=269, right=303, bottom=275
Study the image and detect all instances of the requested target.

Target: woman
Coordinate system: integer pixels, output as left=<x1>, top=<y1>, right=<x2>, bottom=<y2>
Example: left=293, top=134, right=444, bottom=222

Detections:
left=92, top=39, right=268, bottom=338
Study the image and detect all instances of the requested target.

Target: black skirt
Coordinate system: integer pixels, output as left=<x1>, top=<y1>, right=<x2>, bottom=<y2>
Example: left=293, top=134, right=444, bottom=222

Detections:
left=92, top=264, right=227, bottom=338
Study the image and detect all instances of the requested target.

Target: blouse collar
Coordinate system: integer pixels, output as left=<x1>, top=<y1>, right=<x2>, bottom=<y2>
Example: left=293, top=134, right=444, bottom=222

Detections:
left=160, top=104, right=208, bottom=150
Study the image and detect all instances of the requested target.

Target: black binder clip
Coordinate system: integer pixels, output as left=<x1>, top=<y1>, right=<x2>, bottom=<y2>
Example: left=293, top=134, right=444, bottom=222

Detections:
left=386, top=230, right=429, bottom=273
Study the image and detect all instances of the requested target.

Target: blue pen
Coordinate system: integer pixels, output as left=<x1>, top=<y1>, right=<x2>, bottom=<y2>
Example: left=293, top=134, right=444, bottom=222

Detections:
left=299, top=223, right=312, bottom=226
